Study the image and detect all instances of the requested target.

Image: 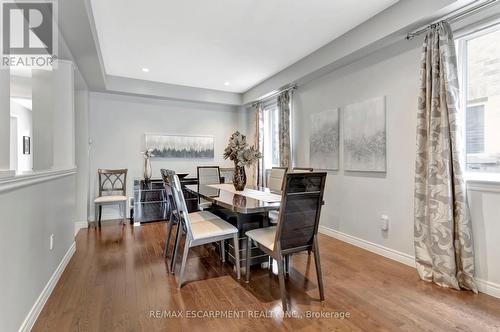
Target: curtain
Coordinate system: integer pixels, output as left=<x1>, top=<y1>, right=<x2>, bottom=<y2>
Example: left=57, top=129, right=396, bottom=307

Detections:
left=253, top=102, right=265, bottom=187
left=414, top=22, right=477, bottom=292
left=277, top=90, right=292, bottom=168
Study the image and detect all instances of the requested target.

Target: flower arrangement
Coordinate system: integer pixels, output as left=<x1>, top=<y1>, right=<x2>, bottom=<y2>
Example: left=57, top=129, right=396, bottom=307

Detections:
left=141, top=148, right=155, bottom=159
left=223, top=131, right=261, bottom=166
left=223, top=131, right=261, bottom=190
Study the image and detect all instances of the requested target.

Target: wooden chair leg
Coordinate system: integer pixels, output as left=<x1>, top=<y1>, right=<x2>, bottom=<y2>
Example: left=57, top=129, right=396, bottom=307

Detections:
left=313, top=236, right=325, bottom=301
left=163, top=219, right=174, bottom=258
left=245, top=237, right=252, bottom=283
left=177, top=240, right=190, bottom=289
left=233, top=233, right=240, bottom=280
left=98, top=205, right=102, bottom=228
left=170, top=222, right=183, bottom=274
left=94, top=204, right=99, bottom=229
left=277, top=254, right=288, bottom=311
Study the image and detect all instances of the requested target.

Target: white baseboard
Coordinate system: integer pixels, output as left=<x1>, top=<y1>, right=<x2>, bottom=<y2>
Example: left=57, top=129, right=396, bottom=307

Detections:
left=319, top=225, right=500, bottom=299
left=18, top=242, right=76, bottom=332
left=319, top=225, right=416, bottom=268
left=476, top=278, right=500, bottom=299
left=74, top=221, right=89, bottom=236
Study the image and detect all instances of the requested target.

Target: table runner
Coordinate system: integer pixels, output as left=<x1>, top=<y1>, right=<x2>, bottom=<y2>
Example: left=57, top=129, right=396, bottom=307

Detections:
left=207, top=184, right=281, bottom=203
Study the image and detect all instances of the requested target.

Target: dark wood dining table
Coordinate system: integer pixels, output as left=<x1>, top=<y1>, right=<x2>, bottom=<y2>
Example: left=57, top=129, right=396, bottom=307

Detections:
left=184, top=183, right=282, bottom=267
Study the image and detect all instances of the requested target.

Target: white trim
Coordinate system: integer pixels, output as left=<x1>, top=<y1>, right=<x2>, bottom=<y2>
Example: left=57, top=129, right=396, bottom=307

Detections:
left=18, top=242, right=76, bottom=332
left=74, top=221, right=89, bottom=236
left=0, top=170, right=15, bottom=178
left=476, top=278, right=500, bottom=299
left=467, top=181, right=500, bottom=194
left=0, top=168, right=77, bottom=194
left=318, top=225, right=416, bottom=268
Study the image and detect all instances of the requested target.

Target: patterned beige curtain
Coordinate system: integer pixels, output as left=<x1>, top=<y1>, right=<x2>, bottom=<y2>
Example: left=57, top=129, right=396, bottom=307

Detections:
left=253, top=102, right=265, bottom=187
left=277, top=90, right=292, bottom=168
left=414, top=22, right=477, bottom=292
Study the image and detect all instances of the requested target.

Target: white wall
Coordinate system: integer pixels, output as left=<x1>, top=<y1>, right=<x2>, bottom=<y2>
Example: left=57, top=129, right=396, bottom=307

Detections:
left=75, top=90, right=90, bottom=223
left=88, top=92, right=244, bottom=220
left=292, top=38, right=500, bottom=294
left=10, top=100, right=33, bottom=173
left=0, top=174, right=76, bottom=332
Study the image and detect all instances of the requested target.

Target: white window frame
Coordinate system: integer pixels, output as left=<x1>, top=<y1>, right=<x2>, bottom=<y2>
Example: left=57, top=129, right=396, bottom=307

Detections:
left=456, top=19, right=500, bottom=187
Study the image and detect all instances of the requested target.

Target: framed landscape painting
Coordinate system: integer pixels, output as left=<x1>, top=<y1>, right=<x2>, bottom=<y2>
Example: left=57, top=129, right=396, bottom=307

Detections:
left=145, top=134, right=215, bottom=159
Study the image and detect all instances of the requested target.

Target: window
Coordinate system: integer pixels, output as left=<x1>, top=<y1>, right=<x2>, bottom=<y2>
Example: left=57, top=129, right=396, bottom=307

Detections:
left=262, top=100, right=280, bottom=170
left=458, top=24, right=500, bottom=173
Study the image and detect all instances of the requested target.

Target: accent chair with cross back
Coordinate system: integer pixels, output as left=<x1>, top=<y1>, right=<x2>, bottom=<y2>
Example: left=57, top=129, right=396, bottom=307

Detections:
left=94, top=169, right=128, bottom=228
left=245, top=172, right=327, bottom=311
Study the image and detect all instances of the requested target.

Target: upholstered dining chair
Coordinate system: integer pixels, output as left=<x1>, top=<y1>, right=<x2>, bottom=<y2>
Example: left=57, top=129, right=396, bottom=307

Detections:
left=245, top=172, right=327, bottom=311
left=168, top=173, right=241, bottom=287
left=94, top=169, right=128, bottom=228
left=197, top=166, right=221, bottom=210
left=268, top=167, right=288, bottom=224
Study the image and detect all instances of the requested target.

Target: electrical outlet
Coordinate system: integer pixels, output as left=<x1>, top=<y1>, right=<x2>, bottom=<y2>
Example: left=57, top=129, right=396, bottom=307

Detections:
left=49, top=234, right=54, bottom=250
left=380, top=215, right=389, bottom=231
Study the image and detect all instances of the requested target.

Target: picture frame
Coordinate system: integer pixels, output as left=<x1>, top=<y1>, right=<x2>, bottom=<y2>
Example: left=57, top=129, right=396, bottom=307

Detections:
left=23, top=136, right=30, bottom=155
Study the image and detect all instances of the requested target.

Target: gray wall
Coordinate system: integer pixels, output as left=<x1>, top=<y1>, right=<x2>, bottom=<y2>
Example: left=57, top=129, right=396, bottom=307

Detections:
left=0, top=175, right=76, bottom=332
left=292, top=37, right=500, bottom=292
left=88, top=92, right=246, bottom=220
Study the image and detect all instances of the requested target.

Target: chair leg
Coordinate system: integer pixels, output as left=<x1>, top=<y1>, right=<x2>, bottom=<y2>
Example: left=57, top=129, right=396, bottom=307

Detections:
left=163, top=219, right=174, bottom=258
left=313, top=236, right=325, bottom=301
left=245, top=237, right=252, bottom=283
left=98, top=205, right=102, bottom=228
left=277, top=254, right=288, bottom=311
left=284, top=254, right=290, bottom=276
left=177, top=240, right=190, bottom=289
left=220, top=240, right=225, bottom=262
left=94, top=204, right=99, bottom=229
left=122, top=202, right=127, bottom=224
left=233, top=234, right=240, bottom=280
left=170, top=222, right=183, bottom=274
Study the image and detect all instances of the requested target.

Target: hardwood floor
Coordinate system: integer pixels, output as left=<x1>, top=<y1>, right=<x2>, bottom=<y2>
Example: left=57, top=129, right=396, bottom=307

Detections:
left=33, top=221, right=500, bottom=332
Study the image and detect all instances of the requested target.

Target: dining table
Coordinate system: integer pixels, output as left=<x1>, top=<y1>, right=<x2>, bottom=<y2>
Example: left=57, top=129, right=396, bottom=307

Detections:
left=184, top=183, right=282, bottom=267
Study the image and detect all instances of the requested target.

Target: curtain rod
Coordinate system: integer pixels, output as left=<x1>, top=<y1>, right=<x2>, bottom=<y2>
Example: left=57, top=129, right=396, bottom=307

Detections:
left=406, top=0, right=499, bottom=40
left=251, top=85, right=297, bottom=107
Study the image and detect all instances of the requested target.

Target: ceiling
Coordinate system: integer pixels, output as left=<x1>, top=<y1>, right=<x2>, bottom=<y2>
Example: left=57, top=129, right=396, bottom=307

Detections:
left=90, top=0, right=398, bottom=93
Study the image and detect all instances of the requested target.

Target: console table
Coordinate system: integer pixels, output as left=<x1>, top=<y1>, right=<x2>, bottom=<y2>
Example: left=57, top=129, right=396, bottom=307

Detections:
left=132, top=177, right=198, bottom=223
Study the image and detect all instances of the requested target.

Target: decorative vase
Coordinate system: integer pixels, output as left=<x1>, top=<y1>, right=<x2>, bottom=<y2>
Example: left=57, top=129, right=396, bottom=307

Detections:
left=144, top=158, right=152, bottom=181
left=233, top=165, right=247, bottom=191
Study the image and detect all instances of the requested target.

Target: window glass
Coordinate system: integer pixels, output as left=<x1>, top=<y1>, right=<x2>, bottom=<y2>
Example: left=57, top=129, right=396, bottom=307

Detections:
left=462, top=26, right=500, bottom=173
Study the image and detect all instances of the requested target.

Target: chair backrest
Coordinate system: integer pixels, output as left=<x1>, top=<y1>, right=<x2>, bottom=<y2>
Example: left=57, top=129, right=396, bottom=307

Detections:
left=274, top=172, right=327, bottom=253
left=267, top=167, right=287, bottom=192
left=170, top=173, right=193, bottom=240
left=161, top=168, right=178, bottom=218
left=97, top=169, right=127, bottom=197
left=292, top=167, right=314, bottom=173
left=197, top=166, right=221, bottom=185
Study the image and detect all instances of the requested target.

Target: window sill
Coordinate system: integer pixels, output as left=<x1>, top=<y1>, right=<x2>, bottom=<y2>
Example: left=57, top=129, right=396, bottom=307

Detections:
left=0, top=167, right=77, bottom=194
left=466, top=172, right=500, bottom=193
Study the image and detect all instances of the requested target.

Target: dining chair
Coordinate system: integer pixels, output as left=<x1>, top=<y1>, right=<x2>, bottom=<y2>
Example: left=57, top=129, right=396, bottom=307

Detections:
left=267, top=167, right=288, bottom=192
left=169, top=173, right=241, bottom=287
left=292, top=167, right=314, bottom=172
left=161, top=169, right=179, bottom=258
left=267, top=167, right=288, bottom=224
left=245, top=172, right=327, bottom=311
left=197, top=166, right=221, bottom=210
left=94, top=169, right=128, bottom=228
